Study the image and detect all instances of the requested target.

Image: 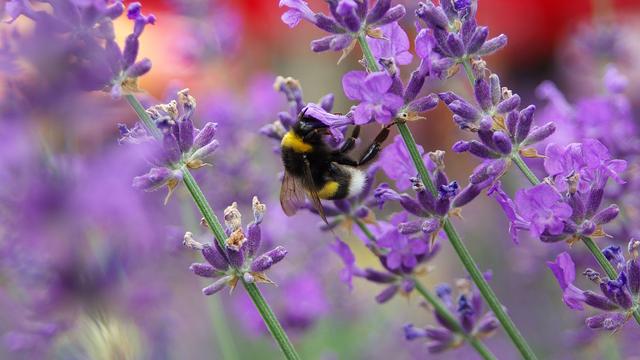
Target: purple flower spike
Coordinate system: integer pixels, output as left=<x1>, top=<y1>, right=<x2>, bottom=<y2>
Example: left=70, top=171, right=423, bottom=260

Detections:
left=547, top=252, right=586, bottom=310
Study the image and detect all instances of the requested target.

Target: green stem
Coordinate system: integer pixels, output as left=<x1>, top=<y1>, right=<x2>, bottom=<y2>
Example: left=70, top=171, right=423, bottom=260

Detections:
left=357, top=35, right=536, bottom=359
left=125, top=94, right=301, bottom=360
left=243, top=281, right=301, bottom=360
left=462, top=58, right=476, bottom=84
left=510, top=153, right=640, bottom=326
left=511, top=153, right=541, bottom=187
left=354, top=218, right=496, bottom=360
left=414, top=282, right=497, bottom=360
left=124, top=94, right=161, bottom=139
left=181, top=169, right=227, bottom=249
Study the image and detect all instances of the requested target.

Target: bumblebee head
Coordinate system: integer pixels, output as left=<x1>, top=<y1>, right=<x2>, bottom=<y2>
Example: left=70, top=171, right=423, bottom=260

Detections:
left=292, top=110, right=328, bottom=142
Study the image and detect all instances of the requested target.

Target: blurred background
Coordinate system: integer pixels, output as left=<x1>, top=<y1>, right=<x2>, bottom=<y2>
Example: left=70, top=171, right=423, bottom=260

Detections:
left=2, top=0, right=640, bottom=359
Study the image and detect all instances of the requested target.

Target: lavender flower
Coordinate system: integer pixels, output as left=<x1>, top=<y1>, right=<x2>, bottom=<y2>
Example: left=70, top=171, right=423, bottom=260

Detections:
left=129, top=89, right=219, bottom=204
left=366, top=21, right=413, bottom=66
left=404, top=277, right=500, bottom=353
left=415, top=0, right=507, bottom=66
left=547, top=243, right=640, bottom=331
left=279, top=0, right=406, bottom=59
left=376, top=148, right=477, bottom=229
left=442, top=72, right=556, bottom=168
left=489, top=139, right=625, bottom=244
left=108, top=2, right=156, bottom=98
left=185, top=197, right=288, bottom=295
left=342, top=70, right=404, bottom=125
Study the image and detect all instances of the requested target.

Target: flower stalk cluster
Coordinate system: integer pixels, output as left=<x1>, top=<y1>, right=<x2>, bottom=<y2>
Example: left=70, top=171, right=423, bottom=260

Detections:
left=184, top=197, right=288, bottom=295
left=405, top=278, right=499, bottom=354
left=548, top=240, right=640, bottom=331
left=124, top=89, right=219, bottom=204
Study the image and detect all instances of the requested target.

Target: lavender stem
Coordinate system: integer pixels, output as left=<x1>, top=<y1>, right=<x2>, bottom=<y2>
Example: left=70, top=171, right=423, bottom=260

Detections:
left=356, top=36, right=538, bottom=360
left=125, top=94, right=301, bottom=360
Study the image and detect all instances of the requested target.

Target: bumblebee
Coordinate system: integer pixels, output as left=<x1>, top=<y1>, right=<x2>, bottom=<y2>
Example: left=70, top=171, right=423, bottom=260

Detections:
left=280, top=110, right=390, bottom=222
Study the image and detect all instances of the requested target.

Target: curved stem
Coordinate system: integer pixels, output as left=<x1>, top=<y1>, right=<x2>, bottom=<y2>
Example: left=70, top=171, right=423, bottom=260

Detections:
left=125, top=94, right=301, bottom=360
left=509, top=155, right=640, bottom=326
left=356, top=35, right=537, bottom=360
left=353, top=218, right=496, bottom=360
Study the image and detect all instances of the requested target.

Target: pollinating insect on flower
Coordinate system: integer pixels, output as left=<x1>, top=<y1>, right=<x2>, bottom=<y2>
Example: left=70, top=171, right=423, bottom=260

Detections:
left=547, top=240, right=640, bottom=332
left=184, top=196, right=288, bottom=295
left=126, top=89, right=219, bottom=204
left=403, top=275, right=500, bottom=353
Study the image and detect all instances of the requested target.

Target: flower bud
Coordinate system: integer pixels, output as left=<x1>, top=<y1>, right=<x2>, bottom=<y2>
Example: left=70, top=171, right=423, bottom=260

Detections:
left=521, top=122, right=556, bottom=147
left=190, top=263, right=216, bottom=278
left=416, top=1, right=449, bottom=29
left=366, top=0, right=391, bottom=24
left=492, top=131, right=512, bottom=154
left=473, top=78, right=492, bottom=112
left=203, top=275, right=231, bottom=296
left=592, top=204, right=619, bottom=225
left=515, top=105, right=535, bottom=143
left=477, top=34, right=507, bottom=56
left=375, top=284, right=399, bottom=303
left=466, top=26, right=489, bottom=54
left=582, top=290, right=619, bottom=311
left=496, top=94, right=521, bottom=114
left=250, top=254, right=274, bottom=272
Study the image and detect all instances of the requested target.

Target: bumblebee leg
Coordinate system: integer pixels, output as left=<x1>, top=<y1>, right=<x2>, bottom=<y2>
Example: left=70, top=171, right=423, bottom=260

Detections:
left=338, top=125, right=361, bottom=154
left=354, top=126, right=391, bottom=166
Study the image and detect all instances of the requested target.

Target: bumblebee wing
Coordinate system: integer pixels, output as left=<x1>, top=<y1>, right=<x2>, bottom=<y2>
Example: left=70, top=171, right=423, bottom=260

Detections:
left=280, top=171, right=307, bottom=216
left=301, top=157, right=328, bottom=225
